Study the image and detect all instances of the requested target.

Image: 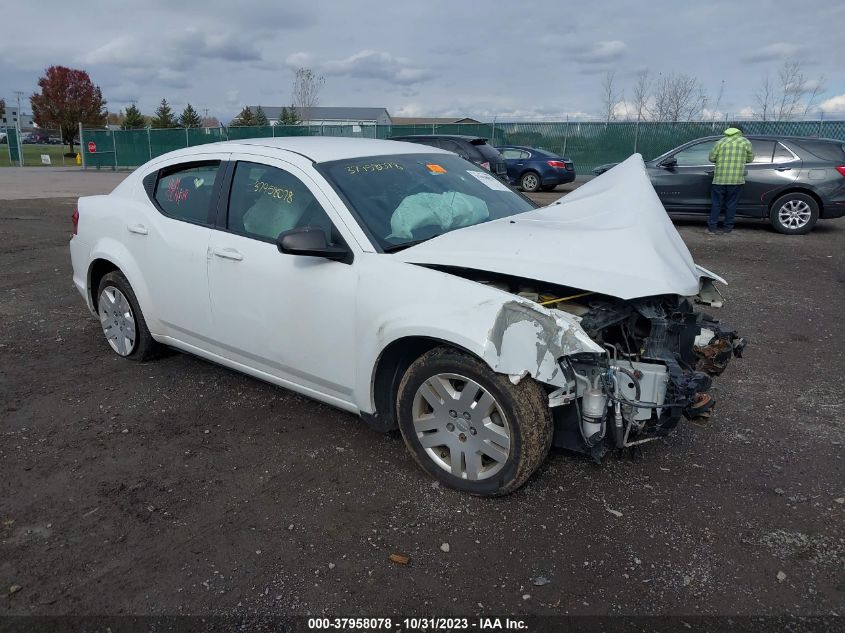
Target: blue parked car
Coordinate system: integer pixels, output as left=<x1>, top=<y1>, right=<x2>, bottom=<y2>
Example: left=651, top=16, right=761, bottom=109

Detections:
left=496, top=145, right=575, bottom=192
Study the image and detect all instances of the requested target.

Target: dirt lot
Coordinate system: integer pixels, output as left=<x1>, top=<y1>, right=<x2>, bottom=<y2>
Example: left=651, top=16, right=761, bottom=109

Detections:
left=1, top=192, right=843, bottom=623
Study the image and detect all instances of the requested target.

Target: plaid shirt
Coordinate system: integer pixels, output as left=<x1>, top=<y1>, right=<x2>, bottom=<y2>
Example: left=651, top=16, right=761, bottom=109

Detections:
left=709, top=134, right=754, bottom=185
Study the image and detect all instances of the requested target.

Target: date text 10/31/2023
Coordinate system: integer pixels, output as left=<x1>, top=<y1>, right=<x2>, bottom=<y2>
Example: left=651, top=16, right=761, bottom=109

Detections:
left=307, top=617, right=528, bottom=630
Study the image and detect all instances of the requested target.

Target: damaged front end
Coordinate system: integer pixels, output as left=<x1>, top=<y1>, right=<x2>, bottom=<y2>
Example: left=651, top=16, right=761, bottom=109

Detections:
left=549, top=292, right=745, bottom=461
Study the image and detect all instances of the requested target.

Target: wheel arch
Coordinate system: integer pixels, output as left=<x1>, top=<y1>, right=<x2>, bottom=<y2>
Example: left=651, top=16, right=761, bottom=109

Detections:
left=88, top=258, right=121, bottom=311
left=769, top=187, right=824, bottom=216
left=364, top=336, right=483, bottom=432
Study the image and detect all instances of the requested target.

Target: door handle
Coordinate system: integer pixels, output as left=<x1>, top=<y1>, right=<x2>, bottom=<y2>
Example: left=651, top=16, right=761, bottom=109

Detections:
left=212, top=247, right=243, bottom=261
left=127, top=223, right=148, bottom=235
left=776, top=166, right=792, bottom=171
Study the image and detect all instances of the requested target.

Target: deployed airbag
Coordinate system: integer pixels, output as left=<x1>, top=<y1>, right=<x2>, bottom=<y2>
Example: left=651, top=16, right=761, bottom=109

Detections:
left=389, top=192, right=489, bottom=239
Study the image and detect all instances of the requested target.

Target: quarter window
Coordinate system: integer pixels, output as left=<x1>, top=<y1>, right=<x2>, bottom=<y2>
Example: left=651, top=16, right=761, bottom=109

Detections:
left=227, top=162, right=335, bottom=242
left=154, top=162, right=221, bottom=223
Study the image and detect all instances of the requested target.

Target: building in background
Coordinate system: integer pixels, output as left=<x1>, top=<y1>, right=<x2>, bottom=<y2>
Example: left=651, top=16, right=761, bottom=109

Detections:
left=391, top=116, right=481, bottom=125
left=253, top=106, right=392, bottom=127
left=1, top=107, right=35, bottom=129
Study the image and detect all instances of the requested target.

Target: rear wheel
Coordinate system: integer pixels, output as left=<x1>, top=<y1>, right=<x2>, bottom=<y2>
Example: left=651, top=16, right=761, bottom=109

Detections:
left=396, top=347, right=552, bottom=496
left=519, top=171, right=541, bottom=193
left=96, top=272, right=159, bottom=361
left=769, top=193, right=819, bottom=235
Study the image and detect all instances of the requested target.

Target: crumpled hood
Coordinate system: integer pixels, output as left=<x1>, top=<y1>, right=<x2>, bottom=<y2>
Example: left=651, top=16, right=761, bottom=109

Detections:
left=395, top=154, right=714, bottom=300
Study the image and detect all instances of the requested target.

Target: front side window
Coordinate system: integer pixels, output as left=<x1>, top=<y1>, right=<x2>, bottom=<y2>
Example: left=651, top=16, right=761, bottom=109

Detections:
left=318, top=153, right=535, bottom=251
left=673, top=141, right=717, bottom=166
left=154, top=162, right=221, bottom=223
left=227, top=162, right=335, bottom=242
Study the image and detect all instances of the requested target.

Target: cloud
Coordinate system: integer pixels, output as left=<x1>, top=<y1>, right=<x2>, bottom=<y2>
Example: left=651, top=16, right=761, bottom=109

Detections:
left=742, top=43, right=807, bottom=63
left=285, top=52, right=314, bottom=68
left=79, top=28, right=261, bottom=72
left=287, top=50, right=434, bottom=86
left=819, top=93, right=845, bottom=113
left=574, top=40, right=627, bottom=64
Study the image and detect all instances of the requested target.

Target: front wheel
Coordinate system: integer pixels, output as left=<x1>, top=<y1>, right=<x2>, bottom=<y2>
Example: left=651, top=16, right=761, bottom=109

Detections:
left=769, top=193, right=819, bottom=235
left=519, top=171, right=541, bottom=193
left=396, top=347, right=552, bottom=496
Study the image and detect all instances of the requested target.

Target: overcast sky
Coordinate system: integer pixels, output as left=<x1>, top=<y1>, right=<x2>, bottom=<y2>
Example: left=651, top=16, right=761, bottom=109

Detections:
left=1, top=0, right=843, bottom=122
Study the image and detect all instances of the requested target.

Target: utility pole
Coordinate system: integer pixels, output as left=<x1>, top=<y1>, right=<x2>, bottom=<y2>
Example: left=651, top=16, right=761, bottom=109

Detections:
left=13, top=90, right=24, bottom=166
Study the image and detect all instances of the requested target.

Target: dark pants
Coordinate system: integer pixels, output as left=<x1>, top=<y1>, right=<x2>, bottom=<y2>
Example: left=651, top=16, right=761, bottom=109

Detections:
left=709, top=184, right=742, bottom=231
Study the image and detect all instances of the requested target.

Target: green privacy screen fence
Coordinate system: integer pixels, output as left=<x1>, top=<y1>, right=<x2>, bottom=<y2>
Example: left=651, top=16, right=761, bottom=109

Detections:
left=81, top=119, right=845, bottom=175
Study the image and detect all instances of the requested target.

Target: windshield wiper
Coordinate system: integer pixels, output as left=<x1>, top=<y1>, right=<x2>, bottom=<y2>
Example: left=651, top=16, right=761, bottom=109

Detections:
left=382, top=237, right=434, bottom=253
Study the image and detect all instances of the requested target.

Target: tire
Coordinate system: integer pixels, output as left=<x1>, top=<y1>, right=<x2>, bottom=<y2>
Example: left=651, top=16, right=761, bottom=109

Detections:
left=769, top=193, right=819, bottom=235
left=96, top=271, right=159, bottom=361
left=396, top=346, right=552, bottom=496
left=541, top=184, right=558, bottom=192
left=519, top=171, right=541, bottom=193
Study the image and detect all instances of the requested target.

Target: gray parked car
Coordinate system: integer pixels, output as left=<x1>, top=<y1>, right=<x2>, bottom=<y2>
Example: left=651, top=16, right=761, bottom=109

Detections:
left=593, top=136, right=845, bottom=234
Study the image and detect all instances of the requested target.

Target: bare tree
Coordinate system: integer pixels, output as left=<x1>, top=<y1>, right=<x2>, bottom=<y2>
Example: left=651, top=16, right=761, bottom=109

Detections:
left=753, top=60, right=825, bottom=120
left=753, top=73, right=774, bottom=121
left=600, top=70, right=622, bottom=123
left=652, top=72, right=708, bottom=122
left=711, top=79, right=725, bottom=121
left=632, top=69, right=653, bottom=121
left=291, top=67, right=325, bottom=124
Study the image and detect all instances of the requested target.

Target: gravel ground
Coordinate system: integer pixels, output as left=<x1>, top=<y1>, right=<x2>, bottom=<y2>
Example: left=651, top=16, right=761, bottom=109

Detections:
left=0, top=194, right=843, bottom=621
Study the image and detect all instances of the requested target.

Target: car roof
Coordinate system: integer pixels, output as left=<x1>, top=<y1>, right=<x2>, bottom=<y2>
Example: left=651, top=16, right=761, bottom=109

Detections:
left=159, top=137, right=452, bottom=164
left=690, top=134, right=840, bottom=143
left=390, top=134, right=489, bottom=142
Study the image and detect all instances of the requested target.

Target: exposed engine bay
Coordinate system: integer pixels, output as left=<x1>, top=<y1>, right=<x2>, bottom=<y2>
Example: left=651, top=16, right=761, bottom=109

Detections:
left=427, top=265, right=746, bottom=460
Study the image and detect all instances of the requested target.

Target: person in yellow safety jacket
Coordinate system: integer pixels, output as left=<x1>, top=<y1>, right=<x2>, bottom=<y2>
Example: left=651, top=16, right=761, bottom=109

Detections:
left=706, top=126, right=754, bottom=235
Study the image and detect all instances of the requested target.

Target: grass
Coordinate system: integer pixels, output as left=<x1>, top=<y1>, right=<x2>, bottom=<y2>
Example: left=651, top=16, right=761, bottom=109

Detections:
left=0, top=143, right=82, bottom=168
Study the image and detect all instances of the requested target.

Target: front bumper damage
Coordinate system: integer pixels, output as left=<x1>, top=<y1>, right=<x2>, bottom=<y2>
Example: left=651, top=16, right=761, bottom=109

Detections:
left=548, top=295, right=745, bottom=461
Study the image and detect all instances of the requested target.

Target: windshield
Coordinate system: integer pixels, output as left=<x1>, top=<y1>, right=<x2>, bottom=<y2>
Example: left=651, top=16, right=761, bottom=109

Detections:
left=318, top=153, right=536, bottom=251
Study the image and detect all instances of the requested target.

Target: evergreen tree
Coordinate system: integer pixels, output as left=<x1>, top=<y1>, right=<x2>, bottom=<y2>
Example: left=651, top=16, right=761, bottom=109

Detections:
left=150, top=98, right=177, bottom=128
left=280, top=106, right=301, bottom=125
left=254, top=105, right=269, bottom=127
left=230, top=106, right=256, bottom=126
left=121, top=104, right=146, bottom=130
left=179, top=103, right=202, bottom=128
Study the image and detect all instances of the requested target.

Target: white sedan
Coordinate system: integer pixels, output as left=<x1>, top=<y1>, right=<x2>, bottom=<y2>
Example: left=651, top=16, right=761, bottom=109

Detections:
left=70, top=138, right=744, bottom=495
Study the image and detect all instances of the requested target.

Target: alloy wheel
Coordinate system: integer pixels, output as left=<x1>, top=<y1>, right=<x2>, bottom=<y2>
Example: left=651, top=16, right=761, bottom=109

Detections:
left=778, top=199, right=812, bottom=229
left=411, top=373, right=511, bottom=481
left=98, top=286, right=136, bottom=356
left=521, top=173, right=539, bottom=191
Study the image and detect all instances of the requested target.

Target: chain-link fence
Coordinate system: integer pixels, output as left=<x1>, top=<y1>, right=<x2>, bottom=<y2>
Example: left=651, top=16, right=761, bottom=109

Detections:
left=75, top=119, right=845, bottom=175
left=0, top=126, right=81, bottom=167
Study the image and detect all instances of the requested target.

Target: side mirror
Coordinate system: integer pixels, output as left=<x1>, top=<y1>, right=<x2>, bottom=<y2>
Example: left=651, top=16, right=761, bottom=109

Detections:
left=276, top=227, right=349, bottom=262
left=661, top=157, right=678, bottom=169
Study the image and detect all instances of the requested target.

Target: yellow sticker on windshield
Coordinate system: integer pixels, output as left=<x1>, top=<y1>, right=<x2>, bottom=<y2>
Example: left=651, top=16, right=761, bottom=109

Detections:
left=426, top=164, right=447, bottom=174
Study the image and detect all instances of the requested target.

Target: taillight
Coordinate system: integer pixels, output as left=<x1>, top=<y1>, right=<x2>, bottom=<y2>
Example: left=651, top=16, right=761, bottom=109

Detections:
left=547, top=160, right=566, bottom=169
left=836, top=166, right=845, bottom=177
left=480, top=161, right=491, bottom=171
left=71, top=208, right=79, bottom=235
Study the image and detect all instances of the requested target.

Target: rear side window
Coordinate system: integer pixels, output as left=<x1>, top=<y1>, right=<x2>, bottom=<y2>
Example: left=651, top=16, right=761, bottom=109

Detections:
left=474, top=142, right=503, bottom=162
left=154, top=162, right=221, bottom=224
left=750, top=140, right=775, bottom=163
left=773, top=143, right=797, bottom=163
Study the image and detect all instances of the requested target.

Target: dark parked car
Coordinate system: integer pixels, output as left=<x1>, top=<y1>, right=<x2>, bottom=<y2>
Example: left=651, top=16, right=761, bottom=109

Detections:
left=389, top=135, right=508, bottom=181
left=496, top=145, right=575, bottom=192
left=592, top=136, right=845, bottom=234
